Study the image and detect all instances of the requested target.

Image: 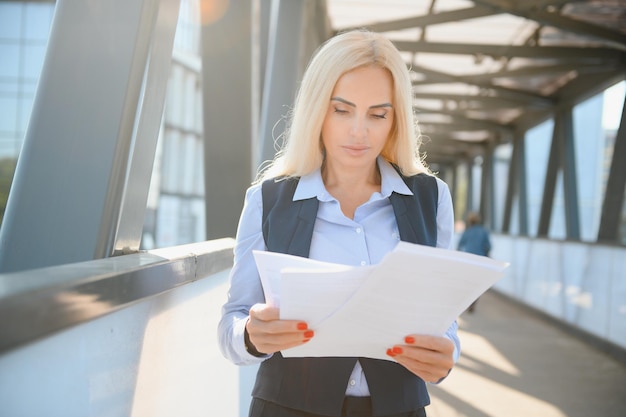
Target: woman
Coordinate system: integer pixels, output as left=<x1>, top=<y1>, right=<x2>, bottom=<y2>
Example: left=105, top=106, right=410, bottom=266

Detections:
left=219, top=29, right=460, bottom=417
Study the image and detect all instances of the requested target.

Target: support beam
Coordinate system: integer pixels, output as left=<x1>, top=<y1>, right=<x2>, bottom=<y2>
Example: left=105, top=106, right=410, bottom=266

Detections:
left=517, top=130, right=529, bottom=236
left=559, top=107, right=580, bottom=240
left=537, top=106, right=580, bottom=238
left=258, top=0, right=305, bottom=165
left=480, top=142, right=495, bottom=230
left=502, top=133, right=520, bottom=233
left=537, top=118, right=560, bottom=237
left=597, top=93, right=626, bottom=243
left=465, top=158, right=475, bottom=215
left=0, top=0, right=179, bottom=273
left=202, top=1, right=254, bottom=239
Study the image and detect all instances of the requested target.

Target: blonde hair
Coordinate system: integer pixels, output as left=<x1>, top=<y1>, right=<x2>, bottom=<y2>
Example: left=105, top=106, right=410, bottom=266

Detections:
left=257, top=29, right=431, bottom=182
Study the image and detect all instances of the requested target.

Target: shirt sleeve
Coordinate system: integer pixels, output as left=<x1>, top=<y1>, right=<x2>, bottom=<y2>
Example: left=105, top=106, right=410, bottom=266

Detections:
left=434, top=177, right=462, bottom=371
left=435, top=178, right=455, bottom=250
left=217, top=184, right=271, bottom=365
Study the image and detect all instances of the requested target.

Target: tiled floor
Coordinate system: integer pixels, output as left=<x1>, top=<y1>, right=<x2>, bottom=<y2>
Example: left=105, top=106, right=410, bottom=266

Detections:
left=427, top=290, right=626, bottom=417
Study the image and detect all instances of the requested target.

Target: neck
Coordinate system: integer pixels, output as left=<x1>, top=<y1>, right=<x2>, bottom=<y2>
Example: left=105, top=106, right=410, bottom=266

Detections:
left=321, top=160, right=381, bottom=190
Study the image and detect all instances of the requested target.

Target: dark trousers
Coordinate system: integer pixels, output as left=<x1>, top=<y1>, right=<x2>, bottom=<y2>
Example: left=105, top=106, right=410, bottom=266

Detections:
left=248, top=397, right=427, bottom=417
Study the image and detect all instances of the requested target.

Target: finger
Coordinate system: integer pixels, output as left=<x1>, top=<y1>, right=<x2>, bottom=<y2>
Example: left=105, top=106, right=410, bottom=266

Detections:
left=249, top=303, right=280, bottom=322
left=404, top=334, right=454, bottom=354
left=387, top=350, right=450, bottom=383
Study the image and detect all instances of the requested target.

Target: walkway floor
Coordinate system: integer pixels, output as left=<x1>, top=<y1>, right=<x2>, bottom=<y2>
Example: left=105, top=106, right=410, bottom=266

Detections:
left=427, top=290, right=626, bottom=417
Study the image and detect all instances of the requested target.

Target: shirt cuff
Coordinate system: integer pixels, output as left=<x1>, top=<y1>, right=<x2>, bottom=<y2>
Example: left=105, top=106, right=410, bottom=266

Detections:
left=234, top=317, right=271, bottom=362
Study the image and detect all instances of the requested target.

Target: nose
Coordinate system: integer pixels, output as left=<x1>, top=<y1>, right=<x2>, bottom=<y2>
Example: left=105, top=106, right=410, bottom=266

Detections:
left=349, top=117, right=367, bottom=139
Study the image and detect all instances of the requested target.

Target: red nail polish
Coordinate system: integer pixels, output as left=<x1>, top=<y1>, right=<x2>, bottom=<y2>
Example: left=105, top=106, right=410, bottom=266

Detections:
left=297, top=322, right=308, bottom=330
left=405, top=336, right=415, bottom=344
left=304, top=330, right=314, bottom=338
left=386, top=348, right=396, bottom=357
left=392, top=346, right=403, bottom=354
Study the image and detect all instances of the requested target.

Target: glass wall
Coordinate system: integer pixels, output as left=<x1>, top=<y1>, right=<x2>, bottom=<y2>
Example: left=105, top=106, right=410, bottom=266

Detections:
left=523, top=80, right=625, bottom=243
left=142, top=0, right=205, bottom=249
left=0, top=0, right=206, bottom=249
left=0, top=1, right=55, bottom=226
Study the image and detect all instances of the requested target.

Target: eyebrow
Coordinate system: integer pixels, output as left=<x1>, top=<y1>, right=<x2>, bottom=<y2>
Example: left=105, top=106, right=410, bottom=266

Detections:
left=331, top=96, right=393, bottom=109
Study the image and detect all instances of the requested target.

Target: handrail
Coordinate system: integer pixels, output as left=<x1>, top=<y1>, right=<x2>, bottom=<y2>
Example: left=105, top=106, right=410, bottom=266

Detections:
left=0, top=238, right=235, bottom=354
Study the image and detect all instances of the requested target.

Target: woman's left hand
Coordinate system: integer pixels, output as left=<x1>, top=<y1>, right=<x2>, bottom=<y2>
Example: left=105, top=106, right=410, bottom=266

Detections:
left=386, top=334, right=455, bottom=383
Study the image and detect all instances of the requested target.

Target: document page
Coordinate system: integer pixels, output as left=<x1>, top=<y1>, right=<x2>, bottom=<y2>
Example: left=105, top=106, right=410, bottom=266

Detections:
left=253, top=242, right=509, bottom=361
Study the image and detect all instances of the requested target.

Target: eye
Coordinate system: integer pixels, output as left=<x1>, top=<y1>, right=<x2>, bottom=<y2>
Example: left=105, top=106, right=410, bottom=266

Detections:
left=371, top=113, right=387, bottom=119
left=333, top=106, right=348, bottom=114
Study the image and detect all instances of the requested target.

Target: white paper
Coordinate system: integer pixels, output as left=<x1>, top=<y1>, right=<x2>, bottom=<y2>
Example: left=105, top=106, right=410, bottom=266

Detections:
left=252, top=250, right=353, bottom=307
left=253, top=242, right=509, bottom=361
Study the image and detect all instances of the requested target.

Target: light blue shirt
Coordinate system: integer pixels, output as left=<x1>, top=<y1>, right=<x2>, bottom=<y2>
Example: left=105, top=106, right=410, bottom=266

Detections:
left=218, top=158, right=460, bottom=396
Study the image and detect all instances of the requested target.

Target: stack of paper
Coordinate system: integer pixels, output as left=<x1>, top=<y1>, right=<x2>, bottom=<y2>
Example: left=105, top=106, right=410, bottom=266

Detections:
left=253, top=241, right=509, bottom=361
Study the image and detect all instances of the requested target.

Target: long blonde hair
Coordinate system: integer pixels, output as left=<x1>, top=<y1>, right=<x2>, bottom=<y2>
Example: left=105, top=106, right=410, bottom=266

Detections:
left=257, top=29, right=430, bottom=182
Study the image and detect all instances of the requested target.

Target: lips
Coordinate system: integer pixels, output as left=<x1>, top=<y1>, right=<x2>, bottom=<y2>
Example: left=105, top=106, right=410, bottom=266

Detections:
left=342, top=145, right=370, bottom=156
left=343, top=145, right=369, bottom=151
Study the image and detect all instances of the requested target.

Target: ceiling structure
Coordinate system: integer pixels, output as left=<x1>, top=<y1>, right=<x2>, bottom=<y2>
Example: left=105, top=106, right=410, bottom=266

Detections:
left=325, top=0, right=626, bottom=166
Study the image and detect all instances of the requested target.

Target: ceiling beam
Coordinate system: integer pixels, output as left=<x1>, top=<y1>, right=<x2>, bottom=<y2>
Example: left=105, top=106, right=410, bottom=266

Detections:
left=411, top=64, right=555, bottom=106
left=393, top=40, right=625, bottom=63
left=412, top=92, right=543, bottom=110
left=467, top=63, right=613, bottom=82
left=472, top=0, right=626, bottom=46
left=339, top=5, right=496, bottom=33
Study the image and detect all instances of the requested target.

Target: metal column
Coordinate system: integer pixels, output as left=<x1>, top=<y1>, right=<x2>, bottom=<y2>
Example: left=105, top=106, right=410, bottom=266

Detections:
left=258, top=0, right=305, bottom=165
left=201, top=1, right=254, bottom=240
left=502, top=130, right=529, bottom=235
left=537, top=107, right=580, bottom=239
left=0, top=0, right=180, bottom=272
left=480, top=143, right=495, bottom=230
left=517, top=131, right=529, bottom=235
left=464, top=158, right=475, bottom=217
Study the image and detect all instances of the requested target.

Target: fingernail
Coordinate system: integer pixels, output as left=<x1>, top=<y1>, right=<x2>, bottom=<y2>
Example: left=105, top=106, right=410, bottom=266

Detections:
left=297, top=322, right=308, bottom=330
left=304, top=330, right=314, bottom=338
left=386, top=348, right=396, bottom=357
left=392, top=347, right=403, bottom=354
left=405, top=336, right=415, bottom=344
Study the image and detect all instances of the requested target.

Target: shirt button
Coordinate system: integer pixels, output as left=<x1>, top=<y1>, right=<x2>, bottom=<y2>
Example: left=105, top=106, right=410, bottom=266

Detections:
left=356, top=227, right=362, bottom=234
left=349, top=379, right=356, bottom=386
left=360, top=261, right=367, bottom=266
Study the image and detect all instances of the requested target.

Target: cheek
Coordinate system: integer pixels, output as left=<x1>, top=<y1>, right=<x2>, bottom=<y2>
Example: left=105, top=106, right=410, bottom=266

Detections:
left=321, top=119, right=341, bottom=144
left=373, top=120, right=394, bottom=141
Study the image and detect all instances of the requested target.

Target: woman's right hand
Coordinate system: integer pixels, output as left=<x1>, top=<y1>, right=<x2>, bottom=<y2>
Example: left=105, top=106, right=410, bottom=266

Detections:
left=245, top=303, right=314, bottom=355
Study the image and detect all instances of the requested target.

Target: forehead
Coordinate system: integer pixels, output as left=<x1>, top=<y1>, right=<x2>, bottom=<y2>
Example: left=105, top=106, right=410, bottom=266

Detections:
left=332, top=66, right=394, bottom=101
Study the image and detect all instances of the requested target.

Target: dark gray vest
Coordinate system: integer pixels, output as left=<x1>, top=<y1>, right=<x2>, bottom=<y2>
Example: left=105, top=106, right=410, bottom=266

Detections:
left=255, top=172, right=438, bottom=416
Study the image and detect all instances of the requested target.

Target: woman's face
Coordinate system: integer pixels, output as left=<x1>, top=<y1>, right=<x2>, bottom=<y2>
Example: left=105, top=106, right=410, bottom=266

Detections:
left=321, top=65, right=394, bottom=173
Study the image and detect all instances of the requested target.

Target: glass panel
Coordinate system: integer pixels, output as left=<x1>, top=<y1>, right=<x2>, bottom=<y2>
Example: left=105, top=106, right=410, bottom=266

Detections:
left=0, top=2, right=55, bottom=232
left=0, top=44, right=20, bottom=78
left=23, top=44, right=48, bottom=79
left=143, top=0, right=205, bottom=248
left=0, top=3, right=22, bottom=39
left=24, top=3, right=54, bottom=41
left=0, top=96, right=17, bottom=134
left=549, top=171, right=567, bottom=240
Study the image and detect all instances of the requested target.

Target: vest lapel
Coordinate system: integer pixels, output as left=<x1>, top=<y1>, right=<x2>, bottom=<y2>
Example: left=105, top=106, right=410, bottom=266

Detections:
left=286, top=197, right=319, bottom=257
left=389, top=192, right=420, bottom=244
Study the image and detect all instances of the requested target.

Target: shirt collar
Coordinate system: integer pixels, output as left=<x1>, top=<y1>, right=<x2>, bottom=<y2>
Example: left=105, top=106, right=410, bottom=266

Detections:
left=292, top=157, right=413, bottom=202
